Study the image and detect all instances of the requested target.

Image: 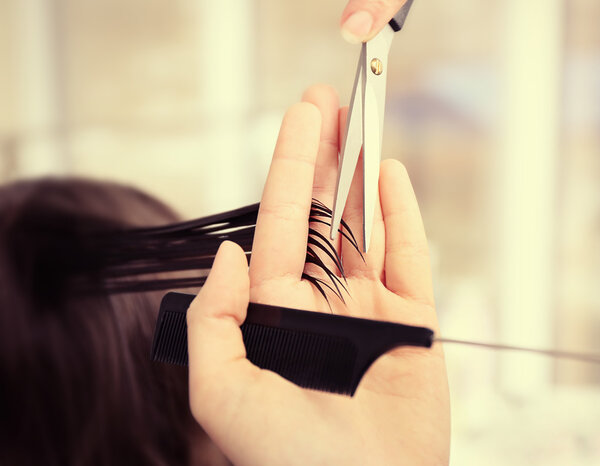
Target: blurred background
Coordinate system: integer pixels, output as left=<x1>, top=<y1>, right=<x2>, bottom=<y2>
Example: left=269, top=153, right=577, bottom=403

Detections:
left=1, top=0, right=599, bottom=464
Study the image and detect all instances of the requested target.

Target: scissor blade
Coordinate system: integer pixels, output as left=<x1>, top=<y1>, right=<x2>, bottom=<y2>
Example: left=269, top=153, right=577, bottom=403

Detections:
left=362, top=27, right=394, bottom=252
left=330, top=45, right=366, bottom=241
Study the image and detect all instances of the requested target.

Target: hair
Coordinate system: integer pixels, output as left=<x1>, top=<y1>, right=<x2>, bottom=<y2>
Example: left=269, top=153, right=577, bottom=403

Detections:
left=0, top=178, right=229, bottom=465
left=0, top=177, right=359, bottom=465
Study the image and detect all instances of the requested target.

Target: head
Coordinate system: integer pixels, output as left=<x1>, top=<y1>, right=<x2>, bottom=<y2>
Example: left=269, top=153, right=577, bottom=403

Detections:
left=0, top=178, right=229, bottom=465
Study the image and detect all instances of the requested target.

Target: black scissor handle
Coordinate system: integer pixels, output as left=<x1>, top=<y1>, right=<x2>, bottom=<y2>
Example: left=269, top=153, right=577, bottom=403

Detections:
left=388, top=0, right=415, bottom=32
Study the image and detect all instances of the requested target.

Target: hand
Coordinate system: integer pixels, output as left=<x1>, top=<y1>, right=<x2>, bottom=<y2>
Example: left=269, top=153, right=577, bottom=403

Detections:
left=341, top=0, right=411, bottom=43
left=187, top=84, right=450, bottom=466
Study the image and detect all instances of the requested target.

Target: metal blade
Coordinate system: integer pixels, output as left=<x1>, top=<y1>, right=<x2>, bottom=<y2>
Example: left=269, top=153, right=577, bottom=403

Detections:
left=362, top=27, right=394, bottom=252
left=330, top=45, right=366, bottom=241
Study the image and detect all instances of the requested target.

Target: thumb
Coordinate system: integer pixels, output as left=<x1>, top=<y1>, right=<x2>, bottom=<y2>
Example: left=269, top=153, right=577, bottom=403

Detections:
left=187, top=242, right=315, bottom=466
left=187, top=241, right=257, bottom=425
left=341, top=0, right=410, bottom=44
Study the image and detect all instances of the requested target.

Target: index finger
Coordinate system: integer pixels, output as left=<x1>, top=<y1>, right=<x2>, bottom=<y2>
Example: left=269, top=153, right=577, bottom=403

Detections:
left=249, top=102, right=322, bottom=286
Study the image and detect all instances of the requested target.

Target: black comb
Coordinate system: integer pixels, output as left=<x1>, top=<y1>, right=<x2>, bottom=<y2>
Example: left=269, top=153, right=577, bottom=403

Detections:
left=151, top=292, right=434, bottom=396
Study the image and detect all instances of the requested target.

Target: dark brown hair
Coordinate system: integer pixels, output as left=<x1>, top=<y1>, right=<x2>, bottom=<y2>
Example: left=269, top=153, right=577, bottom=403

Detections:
left=0, top=178, right=357, bottom=465
left=0, top=178, right=226, bottom=465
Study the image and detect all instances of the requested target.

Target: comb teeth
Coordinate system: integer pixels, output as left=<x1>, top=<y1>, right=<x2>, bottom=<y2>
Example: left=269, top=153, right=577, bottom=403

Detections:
left=153, top=311, right=188, bottom=365
left=151, top=310, right=358, bottom=395
left=151, top=292, right=434, bottom=396
left=242, top=323, right=357, bottom=395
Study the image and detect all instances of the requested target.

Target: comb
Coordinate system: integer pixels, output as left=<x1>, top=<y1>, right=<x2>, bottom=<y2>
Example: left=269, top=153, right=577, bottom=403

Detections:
left=151, top=292, right=434, bottom=396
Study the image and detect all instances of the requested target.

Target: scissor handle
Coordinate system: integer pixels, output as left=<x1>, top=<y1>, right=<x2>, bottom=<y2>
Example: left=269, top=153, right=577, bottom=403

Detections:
left=388, top=0, right=415, bottom=32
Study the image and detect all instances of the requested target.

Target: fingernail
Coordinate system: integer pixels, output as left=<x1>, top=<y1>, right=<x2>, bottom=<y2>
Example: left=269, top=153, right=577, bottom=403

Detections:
left=341, top=11, right=374, bottom=44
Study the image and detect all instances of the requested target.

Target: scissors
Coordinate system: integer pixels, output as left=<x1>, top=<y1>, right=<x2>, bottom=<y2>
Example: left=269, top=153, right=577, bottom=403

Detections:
left=330, top=0, right=415, bottom=252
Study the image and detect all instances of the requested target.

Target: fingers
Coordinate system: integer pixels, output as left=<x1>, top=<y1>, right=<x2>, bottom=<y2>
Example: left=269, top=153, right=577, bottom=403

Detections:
left=341, top=0, right=410, bottom=43
left=187, top=241, right=256, bottom=423
left=302, top=85, right=340, bottom=210
left=249, top=102, right=322, bottom=288
left=338, top=108, right=386, bottom=279
left=188, top=241, right=289, bottom=463
left=301, top=84, right=342, bottom=276
left=379, top=159, right=434, bottom=305
left=187, top=241, right=320, bottom=466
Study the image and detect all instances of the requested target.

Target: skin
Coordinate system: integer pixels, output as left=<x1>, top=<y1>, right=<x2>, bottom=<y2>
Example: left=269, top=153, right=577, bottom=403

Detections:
left=187, top=85, right=450, bottom=466
left=340, top=0, right=412, bottom=44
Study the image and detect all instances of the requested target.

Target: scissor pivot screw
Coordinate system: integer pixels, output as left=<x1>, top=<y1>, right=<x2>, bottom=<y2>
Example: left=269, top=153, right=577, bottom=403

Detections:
left=370, top=58, right=383, bottom=75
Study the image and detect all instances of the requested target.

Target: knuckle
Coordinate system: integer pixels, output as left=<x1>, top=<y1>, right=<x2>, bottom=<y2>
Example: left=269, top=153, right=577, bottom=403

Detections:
left=259, top=200, right=307, bottom=223
left=384, top=202, right=413, bottom=221
left=387, top=239, right=429, bottom=258
left=319, top=137, right=338, bottom=152
left=276, top=148, right=317, bottom=168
